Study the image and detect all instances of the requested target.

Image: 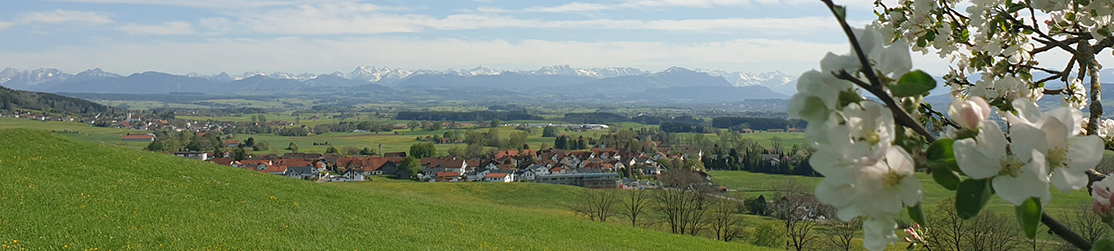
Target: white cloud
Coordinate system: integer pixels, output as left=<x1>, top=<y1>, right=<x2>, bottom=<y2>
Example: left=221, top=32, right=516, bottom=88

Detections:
left=117, top=21, right=195, bottom=35
left=46, top=0, right=298, bottom=9
left=17, top=10, right=113, bottom=25
left=0, top=21, right=14, bottom=30
left=232, top=4, right=854, bottom=35
left=523, top=3, right=614, bottom=12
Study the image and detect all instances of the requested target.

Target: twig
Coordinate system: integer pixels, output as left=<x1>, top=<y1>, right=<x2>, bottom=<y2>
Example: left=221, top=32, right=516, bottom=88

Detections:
left=821, top=0, right=883, bottom=88
left=921, top=104, right=961, bottom=130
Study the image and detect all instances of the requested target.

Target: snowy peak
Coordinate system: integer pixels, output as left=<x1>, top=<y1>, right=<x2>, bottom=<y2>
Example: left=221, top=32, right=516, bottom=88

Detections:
left=527, top=65, right=647, bottom=78
left=349, top=66, right=412, bottom=82
left=0, top=68, right=72, bottom=86
left=446, top=65, right=503, bottom=76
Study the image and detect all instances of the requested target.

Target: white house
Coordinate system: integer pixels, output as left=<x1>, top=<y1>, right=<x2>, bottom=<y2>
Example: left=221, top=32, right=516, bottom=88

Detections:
left=484, top=173, right=513, bottom=183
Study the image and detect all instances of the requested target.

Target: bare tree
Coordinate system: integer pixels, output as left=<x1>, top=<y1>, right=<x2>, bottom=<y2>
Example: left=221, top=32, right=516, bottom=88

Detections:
left=821, top=206, right=862, bottom=251
left=570, top=189, right=618, bottom=222
left=925, top=198, right=1024, bottom=251
left=966, top=209, right=1023, bottom=251
left=773, top=194, right=822, bottom=251
left=655, top=169, right=713, bottom=236
left=706, top=197, right=746, bottom=242
left=769, top=178, right=808, bottom=200
left=926, top=198, right=967, bottom=251
left=619, top=188, right=652, bottom=227
left=1054, top=203, right=1111, bottom=250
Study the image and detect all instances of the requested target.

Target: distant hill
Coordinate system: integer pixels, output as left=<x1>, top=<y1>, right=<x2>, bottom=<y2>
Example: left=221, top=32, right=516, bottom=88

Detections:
left=0, top=129, right=770, bottom=250
left=0, top=85, right=117, bottom=115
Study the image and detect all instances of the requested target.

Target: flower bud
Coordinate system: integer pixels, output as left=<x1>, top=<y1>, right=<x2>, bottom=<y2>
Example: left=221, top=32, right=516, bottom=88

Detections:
left=947, top=96, right=991, bottom=129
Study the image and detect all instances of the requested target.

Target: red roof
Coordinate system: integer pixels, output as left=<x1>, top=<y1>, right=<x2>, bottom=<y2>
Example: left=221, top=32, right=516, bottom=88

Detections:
left=121, top=134, right=154, bottom=140
left=275, top=159, right=313, bottom=167
left=485, top=173, right=509, bottom=178
left=437, top=172, right=459, bottom=178
left=239, top=160, right=273, bottom=166
left=336, top=157, right=398, bottom=172
left=223, top=140, right=240, bottom=145
left=208, top=158, right=235, bottom=166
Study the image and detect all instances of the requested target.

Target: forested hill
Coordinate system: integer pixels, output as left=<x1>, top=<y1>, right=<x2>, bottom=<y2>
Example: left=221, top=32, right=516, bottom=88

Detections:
left=0, top=85, right=117, bottom=115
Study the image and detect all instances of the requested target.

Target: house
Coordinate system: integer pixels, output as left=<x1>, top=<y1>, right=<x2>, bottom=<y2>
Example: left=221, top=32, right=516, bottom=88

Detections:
left=284, top=166, right=319, bottom=180
left=436, top=172, right=462, bottom=182
left=174, top=151, right=208, bottom=161
left=336, top=156, right=399, bottom=176
left=121, top=134, right=156, bottom=142
left=382, top=152, right=407, bottom=158
left=422, top=157, right=467, bottom=175
left=740, top=129, right=754, bottom=133
left=208, top=158, right=235, bottom=166
left=484, top=173, right=513, bottom=182
left=223, top=140, right=240, bottom=148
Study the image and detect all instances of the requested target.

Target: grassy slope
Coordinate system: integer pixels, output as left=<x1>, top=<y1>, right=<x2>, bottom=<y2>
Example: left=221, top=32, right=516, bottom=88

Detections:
left=0, top=129, right=769, bottom=250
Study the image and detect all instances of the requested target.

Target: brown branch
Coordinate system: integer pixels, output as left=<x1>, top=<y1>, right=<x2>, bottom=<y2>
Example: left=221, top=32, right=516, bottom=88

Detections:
left=1043, top=213, right=1093, bottom=250
left=834, top=71, right=938, bottom=142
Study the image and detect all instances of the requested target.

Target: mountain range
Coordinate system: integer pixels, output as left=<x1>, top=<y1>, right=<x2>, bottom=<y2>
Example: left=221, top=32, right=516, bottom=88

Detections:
left=0, top=65, right=797, bottom=95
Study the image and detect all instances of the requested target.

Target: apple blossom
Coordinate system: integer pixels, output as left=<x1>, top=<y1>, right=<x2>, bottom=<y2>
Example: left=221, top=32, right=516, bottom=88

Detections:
left=946, top=96, right=991, bottom=129
left=953, top=120, right=1052, bottom=205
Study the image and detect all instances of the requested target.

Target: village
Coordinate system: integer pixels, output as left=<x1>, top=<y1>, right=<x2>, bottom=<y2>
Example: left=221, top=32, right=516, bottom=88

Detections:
left=187, top=146, right=680, bottom=189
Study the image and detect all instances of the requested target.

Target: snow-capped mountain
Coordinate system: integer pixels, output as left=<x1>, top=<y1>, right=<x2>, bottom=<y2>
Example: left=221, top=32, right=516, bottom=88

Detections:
left=526, top=65, right=647, bottom=78
left=0, top=68, right=73, bottom=90
left=444, top=65, right=504, bottom=76
left=703, top=70, right=798, bottom=95
left=348, top=66, right=413, bottom=82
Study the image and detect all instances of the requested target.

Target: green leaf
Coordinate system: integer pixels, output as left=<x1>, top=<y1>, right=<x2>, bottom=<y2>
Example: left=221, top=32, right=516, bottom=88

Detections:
left=1093, top=238, right=1114, bottom=251
left=908, top=203, right=927, bottom=226
left=956, top=178, right=992, bottom=219
left=1079, top=0, right=1092, bottom=6
left=893, top=70, right=937, bottom=97
left=834, top=5, right=847, bottom=21
left=1007, top=3, right=1027, bottom=12
left=930, top=163, right=961, bottom=190
left=926, top=138, right=955, bottom=161
left=1015, top=197, right=1042, bottom=239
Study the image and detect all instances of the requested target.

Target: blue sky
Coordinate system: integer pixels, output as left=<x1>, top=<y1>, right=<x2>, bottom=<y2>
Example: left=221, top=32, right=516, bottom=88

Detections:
left=1, top=0, right=955, bottom=76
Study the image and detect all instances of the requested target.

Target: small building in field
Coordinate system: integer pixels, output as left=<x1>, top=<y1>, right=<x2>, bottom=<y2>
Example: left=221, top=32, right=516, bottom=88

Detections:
left=536, top=173, right=620, bottom=188
left=223, top=140, right=240, bottom=148
left=121, top=134, right=156, bottom=142
left=484, top=173, right=513, bottom=183
left=174, top=151, right=208, bottom=161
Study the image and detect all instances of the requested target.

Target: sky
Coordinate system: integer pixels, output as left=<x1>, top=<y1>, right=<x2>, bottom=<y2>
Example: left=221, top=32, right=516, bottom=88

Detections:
left=0, top=0, right=963, bottom=76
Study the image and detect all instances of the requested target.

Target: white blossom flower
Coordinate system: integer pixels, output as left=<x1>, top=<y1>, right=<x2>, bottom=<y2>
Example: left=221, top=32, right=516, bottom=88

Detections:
left=954, top=120, right=1052, bottom=205
left=1007, top=107, right=1103, bottom=193
left=813, top=147, right=922, bottom=221
left=788, top=70, right=851, bottom=123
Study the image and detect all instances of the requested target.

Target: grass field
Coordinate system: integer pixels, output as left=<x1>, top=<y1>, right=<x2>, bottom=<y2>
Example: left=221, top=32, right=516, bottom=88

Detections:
left=0, top=128, right=773, bottom=250
left=0, top=115, right=809, bottom=158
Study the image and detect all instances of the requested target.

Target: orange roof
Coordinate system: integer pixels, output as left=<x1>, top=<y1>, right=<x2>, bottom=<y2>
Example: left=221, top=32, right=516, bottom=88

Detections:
left=239, top=160, right=273, bottom=166
left=208, top=158, right=235, bottom=166
left=223, top=140, right=239, bottom=145
left=260, top=165, right=286, bottom=173
left=485, top=173, right=509, bottom=178
left=275, top=159, right=312, bottom=167
left=436, top=172, right=459, bottom=178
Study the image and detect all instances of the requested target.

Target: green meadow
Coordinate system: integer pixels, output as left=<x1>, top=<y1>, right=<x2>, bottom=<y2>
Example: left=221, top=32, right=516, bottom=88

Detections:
left=0, top=129, right=773, bottom=250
